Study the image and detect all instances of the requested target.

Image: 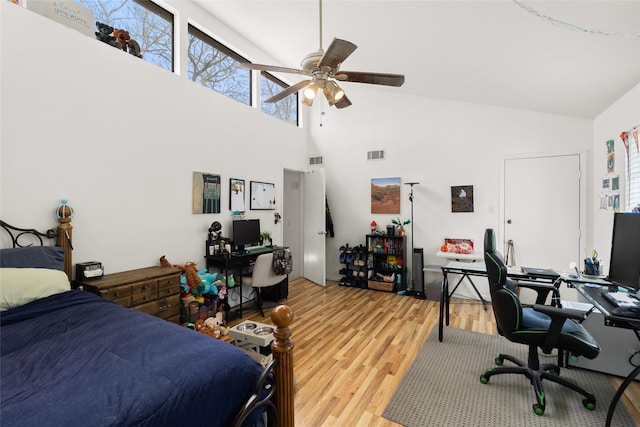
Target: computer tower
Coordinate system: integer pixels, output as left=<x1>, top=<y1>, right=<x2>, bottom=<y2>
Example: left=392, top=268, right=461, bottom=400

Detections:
left=563, top=301, right=639, bottom=380
left=412, top=248, right=426, bottom=299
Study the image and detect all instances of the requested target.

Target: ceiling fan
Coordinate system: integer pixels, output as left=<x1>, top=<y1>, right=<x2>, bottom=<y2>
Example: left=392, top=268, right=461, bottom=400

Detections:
left=240, top=0, right=405, bottom=109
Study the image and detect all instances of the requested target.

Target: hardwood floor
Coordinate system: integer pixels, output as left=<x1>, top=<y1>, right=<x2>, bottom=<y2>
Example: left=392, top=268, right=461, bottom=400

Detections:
left=235, top=278, right=640, bottom=426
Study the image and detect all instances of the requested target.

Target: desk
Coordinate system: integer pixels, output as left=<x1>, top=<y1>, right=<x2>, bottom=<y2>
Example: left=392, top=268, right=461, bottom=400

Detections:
left=439, top=261, right=560, bottom=342
left=569, top=280, right=640, bottom=427
left=205, top=246, right=287, bottom=318
left=437, top=251, right=487, bottom=309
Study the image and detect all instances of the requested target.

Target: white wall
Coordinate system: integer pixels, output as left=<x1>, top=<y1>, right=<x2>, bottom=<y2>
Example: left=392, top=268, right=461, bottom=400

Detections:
left=592, top=83, right=640, bottom=274
left=308, top=84, right=594, bottom=298
left=2, top=1, right=637, bottom=299
left=0, top=2, right=308, bottom=275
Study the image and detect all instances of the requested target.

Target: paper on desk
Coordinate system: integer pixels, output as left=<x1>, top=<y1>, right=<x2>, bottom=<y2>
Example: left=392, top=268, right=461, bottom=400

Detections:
left=507, top=266, right=523, bottom=275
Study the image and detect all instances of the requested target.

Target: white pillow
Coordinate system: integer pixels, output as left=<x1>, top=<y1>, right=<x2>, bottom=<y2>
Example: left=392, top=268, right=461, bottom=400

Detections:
left=0, top=268, right=70, bottom=311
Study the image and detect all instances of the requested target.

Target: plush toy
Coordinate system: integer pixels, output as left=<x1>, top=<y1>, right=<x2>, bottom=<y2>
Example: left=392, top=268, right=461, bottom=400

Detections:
left=112, top=28, right=130, bottom=51
left=95, top=21, right=119, bottom=48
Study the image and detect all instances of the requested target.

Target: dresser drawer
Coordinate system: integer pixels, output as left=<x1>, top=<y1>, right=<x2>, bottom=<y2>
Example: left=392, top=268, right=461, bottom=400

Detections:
left=135, top=295, right=180, bottom=322
left=101, top=284, right=132, bottom=304
left=131, top=280, right=159, bottom=305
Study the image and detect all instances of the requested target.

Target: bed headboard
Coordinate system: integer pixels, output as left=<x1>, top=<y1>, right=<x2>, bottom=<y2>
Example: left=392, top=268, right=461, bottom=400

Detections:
left=1, top=200, right=74, bottom=280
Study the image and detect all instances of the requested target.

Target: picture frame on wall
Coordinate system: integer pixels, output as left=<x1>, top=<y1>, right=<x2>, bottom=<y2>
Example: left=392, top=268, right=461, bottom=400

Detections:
left=250, top=181, right=276, bottom=210
left=451, top=185, right=474, bottom=213
left=192, top=171, right=221, bottom=214
left=229, top=178, right=245, bottom=213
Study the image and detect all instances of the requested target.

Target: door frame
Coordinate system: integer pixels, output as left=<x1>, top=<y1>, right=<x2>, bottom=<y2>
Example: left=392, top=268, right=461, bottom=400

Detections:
left=499, top=150, right=588, bottom=266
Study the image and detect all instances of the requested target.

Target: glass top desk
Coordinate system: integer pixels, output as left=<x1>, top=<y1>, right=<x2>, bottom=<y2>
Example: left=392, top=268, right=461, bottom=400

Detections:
left=439, top=261, right=561, bottom=342
left=567, top=279, right=640, bottom=427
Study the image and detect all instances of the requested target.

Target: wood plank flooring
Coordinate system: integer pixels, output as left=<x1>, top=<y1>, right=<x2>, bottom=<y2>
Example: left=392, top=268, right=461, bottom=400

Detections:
left=235, top=278, right=640, bottom=426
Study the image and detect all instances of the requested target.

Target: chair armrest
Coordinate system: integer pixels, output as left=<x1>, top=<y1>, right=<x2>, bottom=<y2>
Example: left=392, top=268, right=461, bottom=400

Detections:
left=533, top=304, right=587, bottom=353
left=518, top=282, right=556, bottom=305
left=533, top=304, right=586, bottom=321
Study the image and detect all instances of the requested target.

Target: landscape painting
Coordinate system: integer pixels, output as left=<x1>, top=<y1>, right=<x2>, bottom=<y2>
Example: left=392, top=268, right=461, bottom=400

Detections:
left=371, top=177, right=401, bottom=214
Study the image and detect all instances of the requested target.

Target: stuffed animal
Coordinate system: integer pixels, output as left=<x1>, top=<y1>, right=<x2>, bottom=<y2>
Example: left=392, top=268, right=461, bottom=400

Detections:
left=95, top=21, right=119, bottom=48
left=112, top=28, right=130, bottom=51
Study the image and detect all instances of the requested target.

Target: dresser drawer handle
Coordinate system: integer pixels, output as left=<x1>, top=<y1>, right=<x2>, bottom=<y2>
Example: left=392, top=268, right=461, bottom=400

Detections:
left=160, top=304, right=169, bottom=312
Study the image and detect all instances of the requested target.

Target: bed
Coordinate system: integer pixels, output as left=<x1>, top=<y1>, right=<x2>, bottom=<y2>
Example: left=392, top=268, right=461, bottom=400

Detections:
left=0, top=211, right=295, bottom=427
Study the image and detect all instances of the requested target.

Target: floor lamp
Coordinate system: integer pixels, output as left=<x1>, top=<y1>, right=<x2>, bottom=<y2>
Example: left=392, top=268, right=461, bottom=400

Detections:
left=405, top=182, right=426, bottom=299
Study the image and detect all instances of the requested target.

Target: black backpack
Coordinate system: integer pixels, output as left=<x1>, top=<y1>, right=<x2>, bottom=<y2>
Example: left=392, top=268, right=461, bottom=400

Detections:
left=272, top=248, right=292, bottom=275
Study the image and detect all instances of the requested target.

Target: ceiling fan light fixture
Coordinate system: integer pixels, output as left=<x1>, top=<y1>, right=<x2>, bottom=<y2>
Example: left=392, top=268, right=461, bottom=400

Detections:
left=304, top=81, right=319, bottom=100
left=327, top=80, right=345, bottom=101
left=302, top=95, right=315, bottom=107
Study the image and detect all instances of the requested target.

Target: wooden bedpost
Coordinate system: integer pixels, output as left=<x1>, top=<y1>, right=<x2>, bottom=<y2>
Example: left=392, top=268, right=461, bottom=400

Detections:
left=271, top=305, right=295, bottom=427
left=56, top=199, right=74, bottom=280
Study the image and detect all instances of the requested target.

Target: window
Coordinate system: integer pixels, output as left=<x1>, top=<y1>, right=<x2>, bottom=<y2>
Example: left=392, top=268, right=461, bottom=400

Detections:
left=187, top=25, right=251, bottom=105
left=76, top=0, right=174, bottom=71
left=261, top=72, right=298, bottom=125
left=625, top=129, right=640, bottom=212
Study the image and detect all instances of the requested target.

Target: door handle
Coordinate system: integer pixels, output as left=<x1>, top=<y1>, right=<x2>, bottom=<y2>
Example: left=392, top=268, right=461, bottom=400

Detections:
left=507, top=219, right=512, bottom=224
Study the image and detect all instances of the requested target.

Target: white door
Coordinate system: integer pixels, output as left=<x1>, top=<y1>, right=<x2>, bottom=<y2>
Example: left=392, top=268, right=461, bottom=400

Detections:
left=503, top=154, right=582, bottom=273
left=303, top=169, right=326, bottom=286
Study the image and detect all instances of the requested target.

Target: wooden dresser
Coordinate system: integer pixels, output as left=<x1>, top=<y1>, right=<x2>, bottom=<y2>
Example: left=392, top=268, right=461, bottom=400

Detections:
left=76, top=266, right=182, bottom=323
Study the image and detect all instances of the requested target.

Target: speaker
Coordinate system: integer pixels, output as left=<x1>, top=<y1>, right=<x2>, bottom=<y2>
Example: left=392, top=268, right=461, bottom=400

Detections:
left=413, top=248, right=426, bottom=299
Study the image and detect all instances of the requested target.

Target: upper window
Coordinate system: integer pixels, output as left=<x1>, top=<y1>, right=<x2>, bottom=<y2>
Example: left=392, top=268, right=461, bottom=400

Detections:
left=76, top=0, right=174, bottom=71
left=625, top=129, right=640, bottom=212
left=187, top=25, right=251, bottom=105
left=261, top=72, right=298, bottom=126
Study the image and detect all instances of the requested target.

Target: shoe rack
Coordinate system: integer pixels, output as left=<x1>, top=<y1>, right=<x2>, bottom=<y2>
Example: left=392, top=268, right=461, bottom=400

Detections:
left=338, top=244, right=367, bottom=288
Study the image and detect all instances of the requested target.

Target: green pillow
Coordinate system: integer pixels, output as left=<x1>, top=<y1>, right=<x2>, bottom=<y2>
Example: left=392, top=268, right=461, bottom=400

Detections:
left=0, top=268, right=70, bottom=311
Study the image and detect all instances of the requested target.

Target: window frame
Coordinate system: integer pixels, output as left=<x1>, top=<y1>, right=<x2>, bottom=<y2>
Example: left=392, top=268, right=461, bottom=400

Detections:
left=187, top=24, right=253, bottom=106
left=260, top=71, right=299, bottom=126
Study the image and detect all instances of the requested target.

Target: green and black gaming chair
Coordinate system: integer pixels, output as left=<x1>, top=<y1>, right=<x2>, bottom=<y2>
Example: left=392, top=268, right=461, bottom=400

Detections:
left=480, top=228, right=600, bottom=416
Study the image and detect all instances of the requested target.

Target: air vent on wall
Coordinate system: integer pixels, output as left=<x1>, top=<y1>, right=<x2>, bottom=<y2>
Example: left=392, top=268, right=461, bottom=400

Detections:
left=367, top=150, right=385, bottom=161
left=309, top=156, right=323, bottom=165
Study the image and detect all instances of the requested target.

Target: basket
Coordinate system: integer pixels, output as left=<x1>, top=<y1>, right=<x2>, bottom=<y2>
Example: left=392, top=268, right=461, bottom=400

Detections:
left=367, top=281, right=395, bottom=292
left=184, top=299, right=217, bottom=323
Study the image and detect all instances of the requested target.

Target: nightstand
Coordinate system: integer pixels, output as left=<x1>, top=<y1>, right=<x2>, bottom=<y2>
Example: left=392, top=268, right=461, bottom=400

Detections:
left=76, top=266, right=182, bottom=323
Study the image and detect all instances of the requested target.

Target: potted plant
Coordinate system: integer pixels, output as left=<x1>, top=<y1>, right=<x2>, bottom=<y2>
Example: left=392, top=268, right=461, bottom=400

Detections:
left=260, top=231, right=272, bottom=247
left=391, top=217, right=410, bottom=236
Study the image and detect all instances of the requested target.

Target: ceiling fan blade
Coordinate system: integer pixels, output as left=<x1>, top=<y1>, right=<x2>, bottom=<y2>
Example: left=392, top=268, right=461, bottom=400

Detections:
left=240, top=62, right=309, bottom=77
left=318, top=38, right=357, bottom=69
left=334, top=71, right=405, bottom=87
left=334, top=94, right=352, bottom=109
left=264, top=79, right=311, bottom=103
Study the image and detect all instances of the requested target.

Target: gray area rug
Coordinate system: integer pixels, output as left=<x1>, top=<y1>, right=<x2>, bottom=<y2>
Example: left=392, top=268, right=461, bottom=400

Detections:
left=383, top=326, right=635, bottom=426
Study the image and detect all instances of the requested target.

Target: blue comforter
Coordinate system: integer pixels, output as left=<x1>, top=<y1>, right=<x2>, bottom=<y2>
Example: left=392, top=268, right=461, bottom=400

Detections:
left=1, top=291, right=263, bottom=426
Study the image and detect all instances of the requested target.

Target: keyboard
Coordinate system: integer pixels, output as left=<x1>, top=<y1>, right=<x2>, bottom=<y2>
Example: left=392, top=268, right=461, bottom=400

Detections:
left=247, top=246, right=272, bottom=255
left=602, top=291, right=640, bottom=307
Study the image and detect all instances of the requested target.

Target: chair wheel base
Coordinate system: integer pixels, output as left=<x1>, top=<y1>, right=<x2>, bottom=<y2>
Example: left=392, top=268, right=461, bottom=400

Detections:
left=533, top=403, right=545, bottom=415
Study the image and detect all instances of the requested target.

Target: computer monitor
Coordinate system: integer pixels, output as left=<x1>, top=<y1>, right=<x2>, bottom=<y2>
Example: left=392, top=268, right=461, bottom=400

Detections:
left=232, top=219, right=261, bottom=252
left=608, top=212, right=640, bottom=291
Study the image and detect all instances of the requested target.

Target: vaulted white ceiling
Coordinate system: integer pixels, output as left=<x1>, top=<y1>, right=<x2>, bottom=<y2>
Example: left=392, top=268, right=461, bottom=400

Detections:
left=194, top=1, right=640, bottom=118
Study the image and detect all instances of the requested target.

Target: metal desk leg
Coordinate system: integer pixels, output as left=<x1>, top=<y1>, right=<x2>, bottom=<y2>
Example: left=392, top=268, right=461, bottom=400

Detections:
left=464, top=276, right=488, bottom=310
left=439, top=273, right=448, bottom=342
left=449, top=273, right=487, bottom=310
left=605, top=363, right=640, bottom=427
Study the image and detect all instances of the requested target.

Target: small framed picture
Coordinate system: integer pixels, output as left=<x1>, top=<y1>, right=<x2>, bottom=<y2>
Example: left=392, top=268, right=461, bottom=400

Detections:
left=229, top=178, right=245, bottom=212
left=451, top=185, right=474, bottom=213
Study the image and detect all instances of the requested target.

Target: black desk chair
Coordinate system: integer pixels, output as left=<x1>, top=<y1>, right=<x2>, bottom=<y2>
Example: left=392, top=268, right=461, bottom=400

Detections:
left=480, top=228, right=600, bottom=416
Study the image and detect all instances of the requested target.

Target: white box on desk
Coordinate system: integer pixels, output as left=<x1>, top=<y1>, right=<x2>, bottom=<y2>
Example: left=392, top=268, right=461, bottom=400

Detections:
left=563, top=300, right=639, bottom=380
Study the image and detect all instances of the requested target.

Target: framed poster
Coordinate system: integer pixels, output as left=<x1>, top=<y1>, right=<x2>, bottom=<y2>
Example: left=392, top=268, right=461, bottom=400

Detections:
left=229, top=178, right=245, bottom=212
left=192, top=171, right=221, bottom=214
left=250, top=181, right=276, bottom=210
left=370, top=177, right=401, bottom=214
left=451, top=185, right=474, bottom=213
